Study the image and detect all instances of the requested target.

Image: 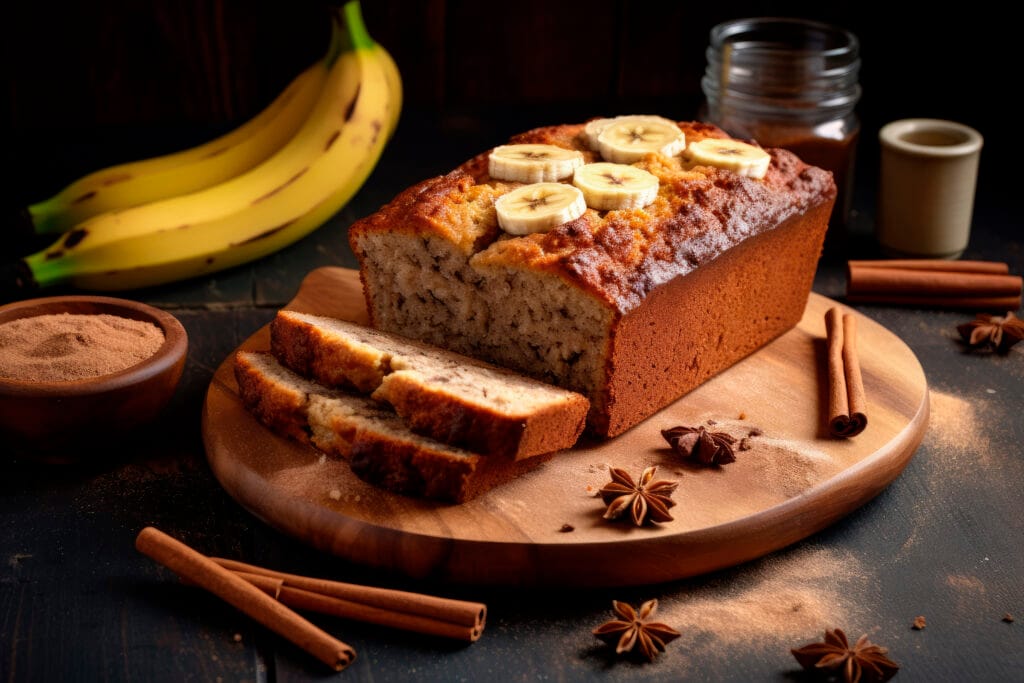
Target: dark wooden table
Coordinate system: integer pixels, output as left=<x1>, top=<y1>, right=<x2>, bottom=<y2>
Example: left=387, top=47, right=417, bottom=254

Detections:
left=2, top=109, right=1021, bottom=682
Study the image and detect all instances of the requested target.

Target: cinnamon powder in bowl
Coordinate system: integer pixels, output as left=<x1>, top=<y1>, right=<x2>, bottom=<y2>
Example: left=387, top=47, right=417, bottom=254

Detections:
left=0, top=295, right=188, bottom=461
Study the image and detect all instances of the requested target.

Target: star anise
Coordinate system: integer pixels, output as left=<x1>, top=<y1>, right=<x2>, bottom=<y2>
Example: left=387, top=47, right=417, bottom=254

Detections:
left=593, top=599, right=681, bottom=661
left=661, top=425, right=737, bottom=465
left=791, top=628, right=899, bottom=683
left=956, top=311, right=1024, bottom=353
left=599, top=466, right=678, bottom=526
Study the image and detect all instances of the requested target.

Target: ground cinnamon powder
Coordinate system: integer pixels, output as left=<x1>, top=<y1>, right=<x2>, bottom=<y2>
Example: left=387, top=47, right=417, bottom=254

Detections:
left=0, top=313, right=165, bottom=382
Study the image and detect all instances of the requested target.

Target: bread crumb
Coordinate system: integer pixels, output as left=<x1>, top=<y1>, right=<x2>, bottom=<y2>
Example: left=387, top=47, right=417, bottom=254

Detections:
left=328, top=489, right=342, bottom=500
left=559, top=523, right=575, bottom=533
left=911, top=616, right=926, bottom=630
left=738, top=412, right=747, bottom=420
left=232, top=633, right=243, bottom=643
left=1003, top=613, right=1015, bottom=623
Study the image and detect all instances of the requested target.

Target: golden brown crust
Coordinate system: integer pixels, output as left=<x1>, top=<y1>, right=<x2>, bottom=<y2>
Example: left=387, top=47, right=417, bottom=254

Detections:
left=348, top=434, right=553, bottom=504
left=271, top=314, right=387, bottom=393
left=350, top=121, right=836, bottom=314
left=376, top=373, right=588, bottom=459
left=349, top=118, right=837, bottom=438
left=596, top=200, right=832, bottom=435
left=234, top=350, right=312, bottom=443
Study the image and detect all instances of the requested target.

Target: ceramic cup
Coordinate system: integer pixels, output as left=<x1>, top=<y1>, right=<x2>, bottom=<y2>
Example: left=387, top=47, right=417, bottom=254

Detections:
left=875, top=118, right=983, bottom=259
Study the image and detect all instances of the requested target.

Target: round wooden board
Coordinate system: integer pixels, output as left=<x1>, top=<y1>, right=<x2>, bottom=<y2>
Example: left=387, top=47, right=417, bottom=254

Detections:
left=202, top=267, right=928, bottom=588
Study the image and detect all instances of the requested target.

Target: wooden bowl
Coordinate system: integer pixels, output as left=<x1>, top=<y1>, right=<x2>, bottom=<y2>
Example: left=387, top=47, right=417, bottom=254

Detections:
left=0, top=295, right=188, bottom=462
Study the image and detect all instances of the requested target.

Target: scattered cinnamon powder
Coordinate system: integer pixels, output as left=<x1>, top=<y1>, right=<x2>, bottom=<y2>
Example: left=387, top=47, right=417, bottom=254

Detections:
left=0, top=313, right=164, bottom=382
left=926, top=390, right=990, bottom=455
left=912, top=615, right=926, bottom=630
left=653, top=545, right=871, bottom=659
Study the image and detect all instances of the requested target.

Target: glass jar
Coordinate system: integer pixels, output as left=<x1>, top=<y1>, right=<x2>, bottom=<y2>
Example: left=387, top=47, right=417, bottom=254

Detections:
left=700, top=17, right=861, bottom=229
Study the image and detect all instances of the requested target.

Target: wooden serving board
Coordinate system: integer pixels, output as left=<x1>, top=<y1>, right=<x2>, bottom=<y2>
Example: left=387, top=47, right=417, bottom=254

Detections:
left=202, top=267, right=928, bottom=588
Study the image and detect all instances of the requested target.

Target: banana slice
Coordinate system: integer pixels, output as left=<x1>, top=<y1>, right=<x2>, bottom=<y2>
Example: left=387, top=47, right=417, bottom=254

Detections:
left=597, top=119, right=686, bottom=163
left=582, top=115, right=678, bottom=151
left=686, top=138, right=771, bottom=179
left=572, top=163, right=659, bottom=211
left=488, top=144, right=584, bottom=183
left=494, top=183, right=586, bottom=235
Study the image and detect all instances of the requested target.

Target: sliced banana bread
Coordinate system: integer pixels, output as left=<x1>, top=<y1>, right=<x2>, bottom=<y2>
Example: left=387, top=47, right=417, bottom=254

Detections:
left=349, top=119, right=836, bottom=437
left=234, top=350, right=551, bottom=503
left=270, top=309, right=589, bottom=460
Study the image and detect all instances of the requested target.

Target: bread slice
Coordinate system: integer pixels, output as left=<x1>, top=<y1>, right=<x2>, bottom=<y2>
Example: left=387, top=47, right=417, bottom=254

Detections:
left=233, top=350, right=551, bottom=503
left=270, top=309, right=589, bottom=460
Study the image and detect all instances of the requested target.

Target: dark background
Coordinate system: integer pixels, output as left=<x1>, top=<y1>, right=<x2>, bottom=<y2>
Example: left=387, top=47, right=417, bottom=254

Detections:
left=3, top=0, right=1010, bottom=211
left=3, top=4, right=1022, bottom=682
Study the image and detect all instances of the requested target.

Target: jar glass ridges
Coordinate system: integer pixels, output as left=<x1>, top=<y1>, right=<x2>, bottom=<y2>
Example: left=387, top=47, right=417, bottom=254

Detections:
left=701, top=17, right=862, bottom=228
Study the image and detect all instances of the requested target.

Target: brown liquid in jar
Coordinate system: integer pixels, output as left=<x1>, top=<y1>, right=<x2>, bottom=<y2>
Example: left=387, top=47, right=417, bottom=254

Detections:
left=701, top=18, right=862, bottom=231
left=752, top=124, right=859, bottom=228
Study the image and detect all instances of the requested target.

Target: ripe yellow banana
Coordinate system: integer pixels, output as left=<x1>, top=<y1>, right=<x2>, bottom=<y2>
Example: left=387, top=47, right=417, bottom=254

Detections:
left=12, top=1, right=400, bottom=294
left=25, top=43, right=334, bottom=236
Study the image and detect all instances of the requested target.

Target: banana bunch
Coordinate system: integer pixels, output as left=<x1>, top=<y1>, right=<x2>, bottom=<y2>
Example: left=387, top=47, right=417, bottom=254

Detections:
left=6, top=1, right=400, bottom=295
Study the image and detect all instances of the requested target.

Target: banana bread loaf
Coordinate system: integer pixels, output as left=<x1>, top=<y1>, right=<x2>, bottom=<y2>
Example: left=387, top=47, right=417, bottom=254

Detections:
left=234, top=350, right=552, bottom=502
left=269, top=309, right=589, bottom=459
left=350, top=118, right=836, bottom=437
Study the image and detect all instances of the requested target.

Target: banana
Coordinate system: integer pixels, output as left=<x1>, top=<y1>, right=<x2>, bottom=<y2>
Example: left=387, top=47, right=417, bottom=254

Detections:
left=597, top=118, right=686, bottom=164
left=25, top=46, right=334, bottom=236
left=494, top=183, right=586, bottom=235
left=377, top=44, right=404, bottom=134
left=686, top=138, right=771, bottom=179
left=582, top=115, right=679, bottom=152
left=488, top=144, right=584, bottom=183
left=572, top=162, right=659, bottom=211
left=31, top=49, right=362, bottom=257
left=10, top=1, right=400, bottom=293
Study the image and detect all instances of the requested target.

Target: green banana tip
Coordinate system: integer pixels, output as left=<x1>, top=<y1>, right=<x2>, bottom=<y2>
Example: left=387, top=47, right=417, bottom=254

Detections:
left=327, top=0, right=374, bottom=62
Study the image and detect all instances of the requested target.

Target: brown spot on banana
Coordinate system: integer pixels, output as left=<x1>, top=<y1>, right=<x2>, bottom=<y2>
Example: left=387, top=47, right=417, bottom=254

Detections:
left=343, top=84, right=361, bottom=122
left=63, top=228, right=88, bottom=248
left=97, top=173, right=133, bottom=187
left=71, top=191, right=97, bottom=205
left=229, top=221, right=294, bottom=246
left=325, top=130, right=341, bottom=151
left=45, top=250, right=64, bottom=260
left=250, top=168, right=309, bottom=205
left=200, top=145, right=232, bottom=160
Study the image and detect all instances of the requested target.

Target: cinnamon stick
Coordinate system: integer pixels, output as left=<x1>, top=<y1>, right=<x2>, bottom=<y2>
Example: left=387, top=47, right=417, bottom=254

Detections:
left=212, top=557, right=485, bottom=638
left=848, top=259, right=1010, bottom=274
left=846, top=260, right=1022, bottom=310
left=845, top=294, right=1023, bottom=310
left=135, top=527, right=356, bottom=671
left=825, top=307, right=867, bottom=438
left=237, top=571, right=483, bottom=642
